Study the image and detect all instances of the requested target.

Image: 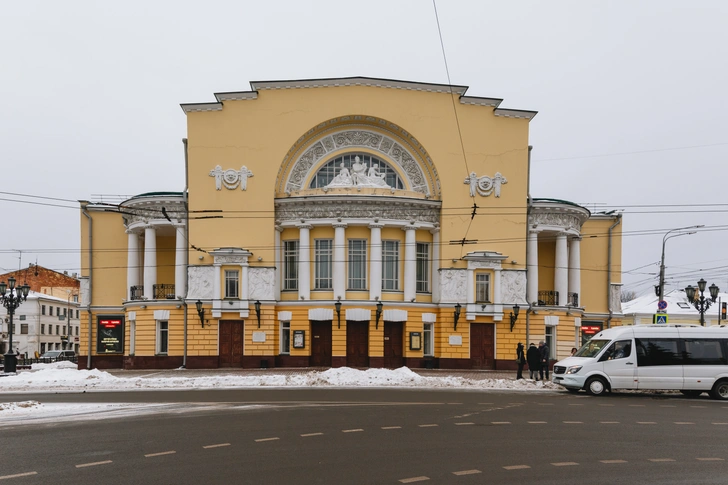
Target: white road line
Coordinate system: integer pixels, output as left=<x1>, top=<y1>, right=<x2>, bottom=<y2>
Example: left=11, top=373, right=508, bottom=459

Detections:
left=563, top=421, right=583, bottom=424
left=600, top=421, right=620, bottom=424
left=301, top=432, right=323, bottom=437
left=528, top=421, right=547, bottom=424
left=455, top=422, right=474, bottom=426
left=674, top=422, right=695, bottom=425
left=649, top=458, right=675, bottom=462
left=600, top=460, right=627, bottom=464
left=76, top=460, right=113, bottom=468
left=697, top=458, right=724, bottom=461
left=452, top=470, right=481, bottom=476
left=491, top=421, right=511, bottom=425
left=382, top=426, right=402, bottom=430
left=342, top=429, right=363, bottom=433
left=637, top=422, right=657, bottom=425
left=399, top=476, right=430, bottom=483
left=503, top=465, right=530, bottom=470
left=551, top=462, right=579, bottom=467
left=145, top=451, right=176, bottom=458
left=0, top=472, right=37, bottom=480
left=712, top=422, right=728, bottom=425
left=419, top=424, right=438, bottom=427
left=255, top=437, right=279, bottom=442
left=203, top=443, right=231, bottom=449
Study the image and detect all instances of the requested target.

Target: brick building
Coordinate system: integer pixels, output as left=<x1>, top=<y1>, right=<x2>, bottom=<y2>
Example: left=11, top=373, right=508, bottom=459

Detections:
left=0, top=264, right=80, bottom=302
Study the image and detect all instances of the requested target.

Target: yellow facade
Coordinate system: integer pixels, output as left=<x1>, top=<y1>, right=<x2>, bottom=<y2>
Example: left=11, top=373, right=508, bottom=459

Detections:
left=78, top=77, right=623, bottom=370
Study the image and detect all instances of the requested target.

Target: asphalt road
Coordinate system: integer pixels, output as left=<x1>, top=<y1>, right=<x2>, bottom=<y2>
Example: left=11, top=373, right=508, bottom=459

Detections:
left=1, top=389, right=727, bottom=484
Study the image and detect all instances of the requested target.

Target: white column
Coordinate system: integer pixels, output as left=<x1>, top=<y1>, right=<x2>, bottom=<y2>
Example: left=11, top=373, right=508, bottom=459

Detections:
left=568, top=236, right=581, bottom=306
left=213, top=263, right=221, bottom=300
left=143, top=226, right=157, bottom=300
left=467, top=268, right=475, bottom=304
left=333, top=223, right=347, bottom=300
left=174, top=225, right=186, bottom=298
left=554, top=233, right=568, bottom=306
left=526, top=231, right=539, bottom=305
left=369, top=223, right=384, bottom=301
left=241, top=263, right=249, bottom=300
left=126, top=231, right=140, bottom=300
left=274, top=226, right=282, bottom=300
left=494, top=268, right=502, bottom=304
left=298, top=224, right=312, bottom=300
left=431, top=228, right=440, bottom=303
left=403, top=226, right=417, bottom=302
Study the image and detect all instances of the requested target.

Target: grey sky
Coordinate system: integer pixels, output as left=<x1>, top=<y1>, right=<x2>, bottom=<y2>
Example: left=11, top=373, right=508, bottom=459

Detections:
left=1, top=0, right=726, bottom=297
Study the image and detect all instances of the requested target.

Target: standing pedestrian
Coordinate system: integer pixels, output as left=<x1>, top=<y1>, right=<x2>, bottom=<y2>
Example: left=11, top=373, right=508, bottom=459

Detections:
left=526, top=343, right=540, bottom=380
left=516, top=342, right=525, bottom=379
left=539, top=340, right=550, bottom=380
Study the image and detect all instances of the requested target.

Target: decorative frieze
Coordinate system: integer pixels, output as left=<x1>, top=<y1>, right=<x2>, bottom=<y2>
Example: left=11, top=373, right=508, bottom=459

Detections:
left=275, top=196, right=440, bottom=225
left=249, top=267, right=276, bottom=301
left=187, top=266, right=214, bottom=300
left=439, top=269, right=467, bottom=303
left=530, top=212, right=582, bottom=232
left=501, top=270, right=527, bottom=305
left=464, top=172, right=507, bottom=197
left=210, top=165, right=254, bottom=191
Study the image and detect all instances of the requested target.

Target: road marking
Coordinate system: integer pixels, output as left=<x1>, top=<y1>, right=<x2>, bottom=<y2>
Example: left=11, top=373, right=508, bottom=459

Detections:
left=503, top=465, right=530, bottom=470
left=455, top=422, right=474, bottom=426
left=419, top=424, right=438, bottom=427
left=203, top=443, right=230, bottom=449
left=563, top=421, right=583, bottom=424
left=649, top=458, right=675, bottom=462
left=0, top=472, right=38, bottom=480
left=255, top=437, right=279, bottom=442
left=697, top=458, right=724, bottom=461
left=528, top=421, right=547, bottom=424
left=76, top=460, right=113, bottom=468
left=145, top=451, right=176, bottom=458
left=637, top=422, right=657, bottom=425
left=600, top=460, right=627, bottom=464
left=399, top=476, right=430, bottom=483
left=301, top=432, right=323, bottom=437
left=342, top=429, right=363, bottom=433
left=600, top=421, right=620, bottom=424
left=452, top=470, right=481, bottom=476
left=674, top=422, right=694, bottom=425
left=492, top=421, right=511, bottom=425
left=552, top=462, right=579, bottom=467
left=712, top=422, right=728, bottom=425
left=381, top=426, right=401, bottom=430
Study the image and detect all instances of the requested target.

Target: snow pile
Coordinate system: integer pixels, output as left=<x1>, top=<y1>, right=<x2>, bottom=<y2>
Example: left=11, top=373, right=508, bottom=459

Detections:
left=0, top=400, right=41, bottom=412
left=0, top=366, right=559, bottom=392
left=30, top=360, right=78, bottom=371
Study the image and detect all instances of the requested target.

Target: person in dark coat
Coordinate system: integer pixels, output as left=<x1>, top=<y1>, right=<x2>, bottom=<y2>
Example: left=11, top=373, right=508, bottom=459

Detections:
left=526, top=343, right=541, bottom=380
left=539, top=340, right=550, bottom=380
left=516, top=342, right=526, bottom=379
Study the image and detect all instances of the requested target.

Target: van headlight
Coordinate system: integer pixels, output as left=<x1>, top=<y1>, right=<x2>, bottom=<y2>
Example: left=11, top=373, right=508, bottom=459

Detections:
left=565, top=365, right=582, bottom=374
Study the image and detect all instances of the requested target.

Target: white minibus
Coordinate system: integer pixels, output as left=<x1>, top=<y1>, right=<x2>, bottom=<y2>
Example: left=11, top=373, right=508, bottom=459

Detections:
left=552, top=324, right=728, bottom=399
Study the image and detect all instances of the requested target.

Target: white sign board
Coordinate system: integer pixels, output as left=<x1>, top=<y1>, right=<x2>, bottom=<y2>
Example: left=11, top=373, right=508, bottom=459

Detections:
left=448, top=335, right=463, bottom=346
left=252, top=331, right=266, bottom=343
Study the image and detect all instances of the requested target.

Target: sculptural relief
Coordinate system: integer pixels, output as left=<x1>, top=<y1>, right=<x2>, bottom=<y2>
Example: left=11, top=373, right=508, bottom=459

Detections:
left=464, top=172, right=507, bottom=197
left=501, top=270, right=527, bottom=305
left=187, top=266, right=214, bottom=300
left=249, top=268, right=276, bottom=301
left=439, top=269, right=467, bottom=303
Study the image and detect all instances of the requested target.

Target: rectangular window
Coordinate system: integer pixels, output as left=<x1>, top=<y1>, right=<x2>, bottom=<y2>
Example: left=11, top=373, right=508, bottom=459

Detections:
left=41, top=305, right=46, bottom=315
left=416, top=243, right=430, bottom=293
left=545, top=326, right=555, bottom=360
left=636, top=338, right=681, bottom=366
left=382, top=240, right=399, bottom=290
left=41, top=343, right=46, bottom=354
left=63, top=308, right=67, bottom=317
left=76, top=326, right=79, bottom=336
left=423, top=323, right=434, bottom=357
left=41, top=324, right=45, bottom=335
left=280, top=321, right=291, bottom=354
left=76, top=310, right=79, bottom=319
left=157, top=321, right=169, bottom=354
left=49, top=306, right=53, bottom=316
left=20, top=324, right=28, bottom=335
left=283, top=240, right=299, bottom=290
left=73, top=295, right=78, bottom=302
left=348, top=239, right=367, bottom=290
left=476, top=274, right=491, bottom=303
left=19, top=314, right=26, bottom=321
left=683, top=339, right=727, bottom=365
left=56, top=325, right=60, bottom=335
left=314, top=239, right=333, bottom=290
left=224, top=270, right=239, bottom=299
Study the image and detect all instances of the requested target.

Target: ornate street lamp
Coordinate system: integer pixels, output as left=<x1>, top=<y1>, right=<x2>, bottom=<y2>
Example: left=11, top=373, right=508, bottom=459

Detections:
left=0, top=277, right=31, bottom=373
left=685, top=278, right=720, bottom=326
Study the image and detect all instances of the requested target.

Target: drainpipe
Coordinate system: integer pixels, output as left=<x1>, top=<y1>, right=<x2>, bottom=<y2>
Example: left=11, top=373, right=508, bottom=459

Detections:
left=525, top=145, right=533, bottom=343
left=82, top=204, right=93, bottom=369
left=182, top=137, right=189, bottom=368
left=606, top=214, right=622, bottom=329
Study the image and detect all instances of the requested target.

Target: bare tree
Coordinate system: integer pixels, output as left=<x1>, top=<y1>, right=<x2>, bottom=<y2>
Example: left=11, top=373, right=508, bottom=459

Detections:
left=621, top=290, right=637, bottom=302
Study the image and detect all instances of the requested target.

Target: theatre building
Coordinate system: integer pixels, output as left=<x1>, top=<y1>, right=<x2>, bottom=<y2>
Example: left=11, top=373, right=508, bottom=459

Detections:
left=78, top=77, right=623, bottom=370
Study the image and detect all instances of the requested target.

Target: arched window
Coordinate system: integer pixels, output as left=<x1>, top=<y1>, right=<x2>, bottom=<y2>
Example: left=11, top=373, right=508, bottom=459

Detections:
left=309, top=153, right=404, bottom=189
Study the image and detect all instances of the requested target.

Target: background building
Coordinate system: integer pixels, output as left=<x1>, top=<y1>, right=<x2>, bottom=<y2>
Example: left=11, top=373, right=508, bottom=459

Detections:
left=79, top=77, right=623, bottom=370
left=0, top=264, right=80, bottom=301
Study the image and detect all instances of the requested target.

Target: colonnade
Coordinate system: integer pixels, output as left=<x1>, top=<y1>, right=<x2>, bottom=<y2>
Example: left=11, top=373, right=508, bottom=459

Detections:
left=526, top=231, right=581, bottom=306
left=126, top=225, right=187, bottom=300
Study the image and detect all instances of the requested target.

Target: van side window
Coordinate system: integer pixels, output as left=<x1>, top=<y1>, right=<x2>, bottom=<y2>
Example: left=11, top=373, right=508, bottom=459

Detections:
left=683, top=339, right=727, bottom=366
left=600, top=340, right=632, bottom=362
left=635, top=338, right=681, bottom=366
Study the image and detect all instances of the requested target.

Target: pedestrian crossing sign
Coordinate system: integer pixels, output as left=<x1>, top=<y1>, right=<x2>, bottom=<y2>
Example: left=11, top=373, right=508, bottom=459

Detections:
left=653, top=313, right=668, bottom=324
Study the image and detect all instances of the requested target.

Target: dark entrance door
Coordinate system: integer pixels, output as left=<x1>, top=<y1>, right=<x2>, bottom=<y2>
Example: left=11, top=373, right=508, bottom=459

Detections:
left=470, top=323, right=495, bottom=369
left=346, top=321, right=369, bottom=368
left=219, top=320, right=244, bottom=367
left=310, top=321, right=332, bottom=367
left=383, top=321, right=404, bottom=368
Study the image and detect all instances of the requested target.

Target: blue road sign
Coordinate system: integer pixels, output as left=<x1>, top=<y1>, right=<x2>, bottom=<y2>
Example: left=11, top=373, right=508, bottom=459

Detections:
left=654, top=313, right=668, bottom=324
left=658, top=300, right=668, bottom=311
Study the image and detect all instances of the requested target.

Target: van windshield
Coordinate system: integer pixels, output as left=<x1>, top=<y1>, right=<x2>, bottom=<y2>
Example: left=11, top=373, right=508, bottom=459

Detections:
left=574, top=339, right=610, bottom=358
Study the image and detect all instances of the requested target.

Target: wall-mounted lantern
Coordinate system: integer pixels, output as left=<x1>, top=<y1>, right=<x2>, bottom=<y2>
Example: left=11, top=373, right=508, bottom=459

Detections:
left=255, top=300, right=261, bottom=328
left=195, top=300, right=205, bottom=327
left=375, top=301, right=383, bottom=329
left=509, top=304, right=520, bottom=332
left=453, top=303, right=462, bottom=331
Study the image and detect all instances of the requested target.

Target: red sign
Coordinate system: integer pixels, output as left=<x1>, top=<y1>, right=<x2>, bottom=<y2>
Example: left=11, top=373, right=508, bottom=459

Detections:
left=581, top=325, right=602, bottom=335
left=99, top=319, right=122, bottom=328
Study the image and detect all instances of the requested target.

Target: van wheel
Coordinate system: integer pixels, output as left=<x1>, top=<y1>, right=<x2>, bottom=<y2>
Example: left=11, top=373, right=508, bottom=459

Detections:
left=680, top=390, right=703, bottom=398
left=709, top=380, right=728, bottom=400
left=585, top=377, right=608, bottom=396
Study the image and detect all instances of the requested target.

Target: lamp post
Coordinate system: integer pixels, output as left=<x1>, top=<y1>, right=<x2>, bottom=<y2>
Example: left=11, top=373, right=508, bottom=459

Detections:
left=657, top=225, right=703, bottom=310
left=0, top=277, right=31, bottom=373
left=685, top=279, right=719, bottom=326
left=66, top=291, right=72, bottom=351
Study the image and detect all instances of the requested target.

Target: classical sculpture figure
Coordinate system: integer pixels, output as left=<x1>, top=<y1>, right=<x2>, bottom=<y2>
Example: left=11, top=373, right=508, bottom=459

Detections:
left=493, top=172, right=507, bottom=197
left=327, top=162, right=353, bottom=187
left=210, top=165, right=224, bottom=190
left=324, top=156, right=392, bottom=189
left=351, top=156, right=367, bottom=185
